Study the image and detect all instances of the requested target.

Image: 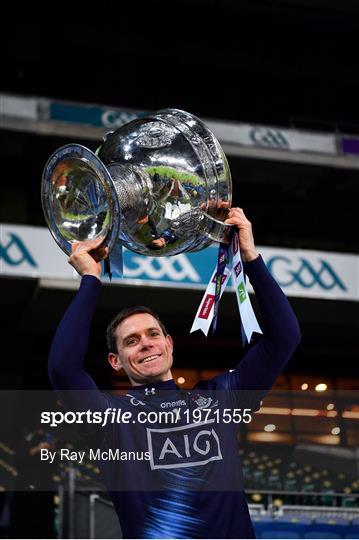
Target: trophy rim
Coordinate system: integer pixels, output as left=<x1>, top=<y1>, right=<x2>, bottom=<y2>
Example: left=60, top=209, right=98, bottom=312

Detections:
left=41, top=143, right=120, bottom=256
left=155, top=108, right=232, bottom=205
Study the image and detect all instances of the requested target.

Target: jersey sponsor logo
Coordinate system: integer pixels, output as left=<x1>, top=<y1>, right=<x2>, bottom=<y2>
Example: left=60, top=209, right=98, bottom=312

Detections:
left=0, top=233, right=37, bottom=267
left=198, top=294, right=215, bottom=319
left=267, top=256, right=347, bottom=291
left=147, top=419, right=222, bottom=470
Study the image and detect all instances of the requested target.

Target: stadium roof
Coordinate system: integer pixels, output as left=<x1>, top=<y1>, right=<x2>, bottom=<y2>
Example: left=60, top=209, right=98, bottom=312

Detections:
left=3, top=0, right=359, bottom=129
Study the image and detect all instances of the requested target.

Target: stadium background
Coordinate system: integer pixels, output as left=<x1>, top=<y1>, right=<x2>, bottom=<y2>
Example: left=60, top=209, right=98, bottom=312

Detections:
left=1, top=1, right=358, bottom=538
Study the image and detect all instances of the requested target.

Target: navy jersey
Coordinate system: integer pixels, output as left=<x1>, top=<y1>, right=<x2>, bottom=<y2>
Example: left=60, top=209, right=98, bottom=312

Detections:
left=48, top=256, right=301, bottom=538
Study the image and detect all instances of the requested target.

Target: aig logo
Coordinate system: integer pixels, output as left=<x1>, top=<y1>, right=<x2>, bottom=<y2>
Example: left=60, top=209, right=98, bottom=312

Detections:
left=267, top=256, right=346, bottom=291
left=147, top=420, right=222, bottom=470
left=250, top=127, right=289, bottom=148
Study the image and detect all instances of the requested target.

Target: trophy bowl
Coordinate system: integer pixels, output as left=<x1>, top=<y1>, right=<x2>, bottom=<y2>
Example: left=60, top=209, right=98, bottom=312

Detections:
left=41, top=109, right=233, bottom=258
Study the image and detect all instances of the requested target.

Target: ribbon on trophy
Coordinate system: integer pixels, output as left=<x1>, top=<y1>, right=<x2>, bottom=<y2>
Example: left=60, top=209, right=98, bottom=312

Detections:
left=211, top=234, right=233, bottom=334
left=103, top=239, right=124, bottom=280
left=190, top=231, right=262, bottom=342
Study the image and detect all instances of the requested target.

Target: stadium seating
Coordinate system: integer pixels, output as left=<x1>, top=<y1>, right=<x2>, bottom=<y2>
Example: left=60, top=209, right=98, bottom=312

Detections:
left=260, top=530, right=301, bottom=539
left=252, top=512, right=359, bottom=539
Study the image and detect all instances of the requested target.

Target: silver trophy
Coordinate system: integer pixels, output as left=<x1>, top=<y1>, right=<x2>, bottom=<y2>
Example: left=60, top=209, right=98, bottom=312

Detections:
left=41, top=109, right=233, bottom=261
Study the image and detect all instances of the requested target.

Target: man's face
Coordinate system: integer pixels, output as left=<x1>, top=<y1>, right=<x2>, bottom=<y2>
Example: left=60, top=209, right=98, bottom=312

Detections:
left=108, top=313, right=174, bottom=386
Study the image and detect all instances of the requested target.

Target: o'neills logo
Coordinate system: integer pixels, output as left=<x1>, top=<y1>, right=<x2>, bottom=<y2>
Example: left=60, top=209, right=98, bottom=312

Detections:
left=198, top=294, right=215, bottom=319
left=233, top=233, right=239, bottom=255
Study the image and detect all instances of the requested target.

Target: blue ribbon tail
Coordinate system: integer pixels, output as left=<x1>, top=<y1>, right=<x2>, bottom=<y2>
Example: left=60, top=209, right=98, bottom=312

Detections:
left=103, top=258, right=112, bottom=280
left=211, top=314, right=218, bottom=335
left=102, top=240, right=123, bottom=280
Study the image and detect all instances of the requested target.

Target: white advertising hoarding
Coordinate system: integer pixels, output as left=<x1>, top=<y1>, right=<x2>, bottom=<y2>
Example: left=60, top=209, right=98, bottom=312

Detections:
left=1, top=223, right=358, bottom=301
left=207, top=121, right=337, bottom=155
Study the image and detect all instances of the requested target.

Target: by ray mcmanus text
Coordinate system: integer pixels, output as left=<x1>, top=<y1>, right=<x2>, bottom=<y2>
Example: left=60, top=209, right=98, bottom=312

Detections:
left=40, top=447, right=151, bottom=464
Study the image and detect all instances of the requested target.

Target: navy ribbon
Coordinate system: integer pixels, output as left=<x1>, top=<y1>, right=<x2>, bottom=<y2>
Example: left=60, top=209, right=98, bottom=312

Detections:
left=102, top=239, right=123, bottom=280
left=212, top=231, right=234, bottom=334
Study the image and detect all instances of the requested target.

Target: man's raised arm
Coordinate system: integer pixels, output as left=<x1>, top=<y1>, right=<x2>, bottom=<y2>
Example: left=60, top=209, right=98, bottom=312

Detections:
left=48, top=237, right=109, bottom=411
left=211, top=208, right=301, bottom=395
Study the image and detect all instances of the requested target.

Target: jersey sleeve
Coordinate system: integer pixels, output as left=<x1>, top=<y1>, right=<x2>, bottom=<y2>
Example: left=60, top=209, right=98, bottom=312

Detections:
left=48, top=275, right=109, bottom=413
left=199, top=255, right=301, bottom=408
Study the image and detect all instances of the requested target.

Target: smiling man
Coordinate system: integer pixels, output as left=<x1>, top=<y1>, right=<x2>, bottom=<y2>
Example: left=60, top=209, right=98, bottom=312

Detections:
left=48, top=207, right=301, bottom=539
left=106, top=308, right=174, bottom=385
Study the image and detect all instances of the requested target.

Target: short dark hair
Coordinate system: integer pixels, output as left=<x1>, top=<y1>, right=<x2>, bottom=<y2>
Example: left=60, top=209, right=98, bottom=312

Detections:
left=106, top=306, right=168, bottom=353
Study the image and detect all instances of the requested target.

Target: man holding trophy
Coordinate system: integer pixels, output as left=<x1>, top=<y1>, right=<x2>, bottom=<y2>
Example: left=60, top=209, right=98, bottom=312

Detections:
left=44, top=110, right=301, bottom=538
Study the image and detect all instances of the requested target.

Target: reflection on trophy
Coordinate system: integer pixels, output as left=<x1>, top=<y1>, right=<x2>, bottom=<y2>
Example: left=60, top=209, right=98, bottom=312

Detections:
left=41, top=109, right=233, bottom=259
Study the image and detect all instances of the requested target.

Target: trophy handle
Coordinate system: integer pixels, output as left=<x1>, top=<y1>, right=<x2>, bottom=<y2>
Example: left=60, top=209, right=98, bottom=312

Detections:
left=199, top=212, right=234, bottom=244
